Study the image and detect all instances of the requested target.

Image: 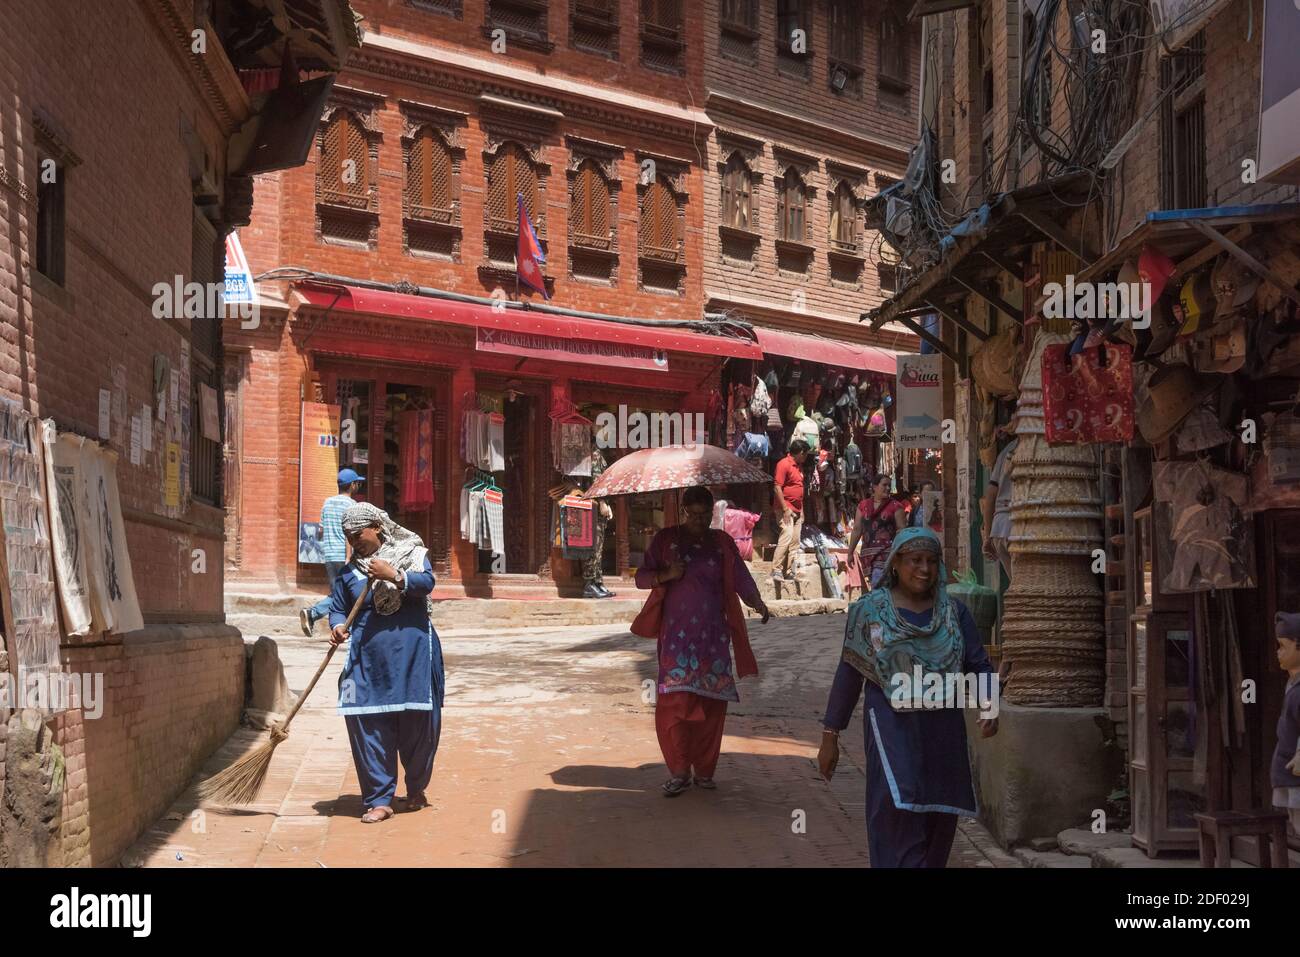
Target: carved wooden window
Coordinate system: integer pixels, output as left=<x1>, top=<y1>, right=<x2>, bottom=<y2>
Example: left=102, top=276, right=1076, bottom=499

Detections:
left=408, top=0, right=462, bottom=16
left=640, top=178, right=679, bottom=260
left=830, top=180, right=858, bottom=248
left=828, top=0, right=862, bottom=69
left=720, top=0, right=758, bottom=60
left=570, top=160, right=613, bottom=248
left=640, top=0, right=684, bottom=72
left=776, top=167, right=807, bottom=242
left=486, top=142, right=540, bottom=235
left=721, top=153, right=752, bottom=230
left=406, top=127, right=455, bottom=220
left=486, top=0, right=552, bottom=52
left=572, top=0, right=619, bottom=57
left=879, top=10, right=909, bottom=89
left=319, top=111, right=370, bottom=209
left=317, top=106, right=379, bottom=247
left=776, top=0, right=809, bottom=72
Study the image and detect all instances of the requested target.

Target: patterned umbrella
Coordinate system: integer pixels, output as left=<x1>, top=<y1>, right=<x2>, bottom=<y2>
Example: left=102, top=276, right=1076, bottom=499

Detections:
left=584, top=444, right=772, bottom=498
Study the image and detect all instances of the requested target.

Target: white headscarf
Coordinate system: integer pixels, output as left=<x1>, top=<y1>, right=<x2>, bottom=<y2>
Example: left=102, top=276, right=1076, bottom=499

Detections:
left=341, top=502, right=429, bottom=616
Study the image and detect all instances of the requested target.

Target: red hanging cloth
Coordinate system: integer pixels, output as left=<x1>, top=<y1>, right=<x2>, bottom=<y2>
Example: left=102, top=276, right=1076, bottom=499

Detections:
left=399, top=409, right=435, bottom=511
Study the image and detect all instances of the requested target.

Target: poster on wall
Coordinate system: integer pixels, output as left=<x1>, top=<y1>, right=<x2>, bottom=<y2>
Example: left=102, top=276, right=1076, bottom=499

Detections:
left=40, top=421, right=92, bottom=636
left=0, top=400, right=63, bottom=707
left=298, top=401, right=341, bottom=565
left=895, top=353, right=943, bottom=449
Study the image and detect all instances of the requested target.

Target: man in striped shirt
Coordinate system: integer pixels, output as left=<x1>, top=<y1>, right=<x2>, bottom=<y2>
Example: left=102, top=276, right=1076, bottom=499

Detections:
left=301, top=469, right=365, bottom=635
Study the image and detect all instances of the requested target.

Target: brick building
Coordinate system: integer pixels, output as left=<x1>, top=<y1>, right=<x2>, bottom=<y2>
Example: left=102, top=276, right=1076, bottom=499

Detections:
left=865, top=0, right=1300, bottom=860
left=0, top=0, right=357, bottom=866
left=228, top=0, right=923, bottom=603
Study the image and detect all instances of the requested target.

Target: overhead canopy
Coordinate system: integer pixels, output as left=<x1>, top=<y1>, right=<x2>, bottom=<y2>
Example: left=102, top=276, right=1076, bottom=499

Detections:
left=862, top=172, right=1096, bottom=359
left=294, top=281, right=765, bottom=362
left=753, top=327, right=899, bottom=374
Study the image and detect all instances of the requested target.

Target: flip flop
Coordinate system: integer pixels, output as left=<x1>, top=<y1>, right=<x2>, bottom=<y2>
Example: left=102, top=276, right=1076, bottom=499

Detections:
left=661, top=776, right=690, bottom=797
left=402, top=792, right=429, bottom=812
left=361, top=805, right=394, bottom=823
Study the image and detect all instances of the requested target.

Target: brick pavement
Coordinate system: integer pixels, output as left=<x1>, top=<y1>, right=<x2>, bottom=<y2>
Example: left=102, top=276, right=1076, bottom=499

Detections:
left=125, top=613, right=1018, bottom=868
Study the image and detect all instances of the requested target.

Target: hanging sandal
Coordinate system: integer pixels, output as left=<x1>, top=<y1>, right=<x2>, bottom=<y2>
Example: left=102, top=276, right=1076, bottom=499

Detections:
left=661, top=776, right=691, bottom=797
left=361, top=805, right=395, bottom=823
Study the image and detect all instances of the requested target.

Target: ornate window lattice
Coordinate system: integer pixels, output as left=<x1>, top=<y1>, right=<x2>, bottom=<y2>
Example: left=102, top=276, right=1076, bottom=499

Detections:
left=485, top=141, right=541, bottom=235
left=640, top=0, right=684, bottom=73
left=316, top=103, right=381, bottom=247
left=572, top=0, right=619, bottom=57
left=776, top=166, right=808, bottom=242
left=720, top=153, right=753, bottom=231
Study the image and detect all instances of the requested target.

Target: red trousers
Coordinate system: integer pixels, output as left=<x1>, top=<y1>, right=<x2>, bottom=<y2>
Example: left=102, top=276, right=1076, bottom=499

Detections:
left=655, top=692, right=728, bottom=777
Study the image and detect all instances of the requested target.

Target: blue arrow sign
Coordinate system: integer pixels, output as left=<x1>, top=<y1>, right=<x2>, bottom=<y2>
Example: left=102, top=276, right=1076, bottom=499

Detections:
left=901, top=414, right=939, bottom=429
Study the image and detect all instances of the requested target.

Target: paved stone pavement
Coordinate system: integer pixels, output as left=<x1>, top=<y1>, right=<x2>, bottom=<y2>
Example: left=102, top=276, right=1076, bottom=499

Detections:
left=125, top=612, right=1020, bottom=868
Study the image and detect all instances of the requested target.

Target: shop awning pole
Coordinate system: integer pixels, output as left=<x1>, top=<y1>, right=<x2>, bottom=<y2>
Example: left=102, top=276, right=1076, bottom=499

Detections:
left=892, top=313, right=959, bottom=362
left=925, top=298, right=990, bottom=340
left=1184, top=219, right=1300, bottom=309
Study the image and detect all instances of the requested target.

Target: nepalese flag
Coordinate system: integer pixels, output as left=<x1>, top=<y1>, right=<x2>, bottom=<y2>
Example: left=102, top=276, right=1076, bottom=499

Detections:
left=516, top=192, right=549, bottom=299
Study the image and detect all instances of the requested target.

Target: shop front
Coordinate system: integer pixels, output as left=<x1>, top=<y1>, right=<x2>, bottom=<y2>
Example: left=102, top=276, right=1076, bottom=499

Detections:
left=282, top=279, right=762, bottom=598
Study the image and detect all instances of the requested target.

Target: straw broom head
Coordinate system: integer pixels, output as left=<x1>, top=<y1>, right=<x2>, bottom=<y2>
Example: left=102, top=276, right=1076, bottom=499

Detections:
left=198, top=578, right=372, bottom=806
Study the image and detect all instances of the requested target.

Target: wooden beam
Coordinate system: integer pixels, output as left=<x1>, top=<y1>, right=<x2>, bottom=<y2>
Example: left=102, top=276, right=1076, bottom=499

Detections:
left=893, top=313, right=960, bottom=362
left=978, top=250, right=1026, bottom=284
left=1168, top=224, right=1251, bottom=287
left=1183, top=219, right=1300, bottom=308
left=1017, top=208, right=1097, bottom=265
left=925, top=298, right=990, bottom=341
left=951, top=274, right=1025, bottom=325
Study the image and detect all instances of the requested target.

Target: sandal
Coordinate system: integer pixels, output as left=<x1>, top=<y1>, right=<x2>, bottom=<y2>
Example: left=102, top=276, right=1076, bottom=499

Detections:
left=693, top=777, right=717, bottom=790
left=402, top=791, right=429, bottom=812
left=662, top=776, right=691, bottom=797
left=361, top=805, right=395, bottom=823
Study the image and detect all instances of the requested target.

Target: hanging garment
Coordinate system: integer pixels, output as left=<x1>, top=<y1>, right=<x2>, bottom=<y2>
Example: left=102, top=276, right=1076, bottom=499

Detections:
left=487, top=412, right=505, bottom=472
left=749, top=378, right=771, bottom=419
left=560, top=495, right=595, bottom=559
left=733, top=431, right=770, bottom=462
left=1042, top=342, right=1135, bottom=444
left=399, top=409, right=435, bottom=511
left=1154, top=461, right=1255, bottom=592
left=556, top=421, right=593, bottom=476
left=722, top=506, right=761, bottom=561
left=483, top=487, right=504, bottom=554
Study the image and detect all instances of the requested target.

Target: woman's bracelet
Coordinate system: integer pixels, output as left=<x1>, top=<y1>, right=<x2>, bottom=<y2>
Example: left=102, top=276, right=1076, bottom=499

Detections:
left=822, top=728, right=840, bottom=738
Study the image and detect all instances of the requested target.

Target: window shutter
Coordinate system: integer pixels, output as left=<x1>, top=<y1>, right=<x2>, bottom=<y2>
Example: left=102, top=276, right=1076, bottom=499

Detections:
left=776, top=177, right=787, bottom=239
left=343, top=115, right=368, bottom=205
left=319, top=117, right=342, bottom=198
left=428, top=132, right=451, bottom=210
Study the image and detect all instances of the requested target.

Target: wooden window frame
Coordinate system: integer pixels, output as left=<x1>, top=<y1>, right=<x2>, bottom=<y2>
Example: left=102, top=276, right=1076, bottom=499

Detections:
left=827, top=0, right=863, bottom=74
left=775, top=0, right=810, bottom=67
left=829, top=179, right=859, bottom=251
left=878, top=8, right=910, bottom=92
left=1159, top=32, right=1207, bottom=211
left=720, top=152, right=755, bottom=232
left=775, top=166, right=809, bottom=244
left=315, top=96, right=383, bottom=248
left=484, top=0, right=554, bottom=53
left=640, top=0, right=685, bottom=73
left=571, top=0, right=620, bottom=58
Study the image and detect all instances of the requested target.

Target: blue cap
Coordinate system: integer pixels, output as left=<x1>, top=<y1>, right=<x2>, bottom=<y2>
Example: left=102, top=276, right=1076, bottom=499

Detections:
left=338, top=468, right=365, bottom=485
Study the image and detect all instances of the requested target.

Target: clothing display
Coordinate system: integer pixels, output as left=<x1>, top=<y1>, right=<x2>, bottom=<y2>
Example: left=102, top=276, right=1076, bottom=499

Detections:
left=554, top=420, right=592, bottom=476
left=1042, top=342, right=1135, bottom=444
left=1154, top=461, right=1255, bottom=592
left=560, top=494, right=595, bottom=560
left=459, top=479, right=505, bottom=553
left=399, top=409, right=435, bottom=511
left=734, top=430, right=770, bottom=462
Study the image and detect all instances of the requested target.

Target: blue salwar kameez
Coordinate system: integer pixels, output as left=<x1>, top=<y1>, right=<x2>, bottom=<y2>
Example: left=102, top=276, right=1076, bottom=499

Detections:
left=328, top=556, right=445, bottom=810
left=824, top=600, right=993, bottom=867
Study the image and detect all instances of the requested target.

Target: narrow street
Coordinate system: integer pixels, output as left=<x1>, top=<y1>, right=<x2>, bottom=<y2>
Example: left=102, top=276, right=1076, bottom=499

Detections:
left=125, top=613, right=1016, bottom=868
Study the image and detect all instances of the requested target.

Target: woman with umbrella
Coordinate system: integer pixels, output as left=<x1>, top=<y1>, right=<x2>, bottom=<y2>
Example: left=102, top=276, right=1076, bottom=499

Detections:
left=636, top=486, right=771, bottom=796
left=817, top=527, right=997, bottom=866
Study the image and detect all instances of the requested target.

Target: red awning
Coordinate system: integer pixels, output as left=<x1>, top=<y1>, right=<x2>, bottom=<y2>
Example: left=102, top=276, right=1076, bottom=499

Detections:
left=753, top=327, right=898, bottom=375
left=295, top=282, right=763, bottom=361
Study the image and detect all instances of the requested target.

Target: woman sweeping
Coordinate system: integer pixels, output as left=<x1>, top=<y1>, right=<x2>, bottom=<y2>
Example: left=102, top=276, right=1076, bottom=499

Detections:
left=818, top=527, right=997, bottom=866
left=847, top=474, right=907, bottom=590
left=329, top=503, right=445, bottom=823
left=636, top=486, right=771, bottom=796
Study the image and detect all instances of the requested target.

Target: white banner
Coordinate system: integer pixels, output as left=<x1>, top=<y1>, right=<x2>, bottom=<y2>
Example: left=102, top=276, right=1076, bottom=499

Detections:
left=895, top=353, right=943, bottom=449
left=41, top=422, right=93, bottom=636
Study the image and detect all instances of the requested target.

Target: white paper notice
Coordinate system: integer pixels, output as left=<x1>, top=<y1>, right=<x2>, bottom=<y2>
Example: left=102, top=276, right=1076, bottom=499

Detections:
left=98, top=389, right=111, bottom=439
left=142, top=406, right=153, bottom=451
left=130, top=415, right=141, bottom=466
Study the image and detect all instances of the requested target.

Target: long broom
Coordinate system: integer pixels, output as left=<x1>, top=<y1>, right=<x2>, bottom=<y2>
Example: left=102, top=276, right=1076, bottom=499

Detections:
left=198, top=578, right=372, bottom=805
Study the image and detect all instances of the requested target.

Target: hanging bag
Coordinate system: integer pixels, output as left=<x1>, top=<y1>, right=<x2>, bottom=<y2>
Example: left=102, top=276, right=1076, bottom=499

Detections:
left=1042, top=342, right=1135, bottom=444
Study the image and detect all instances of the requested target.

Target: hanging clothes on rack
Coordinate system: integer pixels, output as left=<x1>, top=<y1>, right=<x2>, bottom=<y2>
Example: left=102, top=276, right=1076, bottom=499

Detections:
left=559, top=494, right=595, bottom=560
left=399, top=408, right=435, bottom=511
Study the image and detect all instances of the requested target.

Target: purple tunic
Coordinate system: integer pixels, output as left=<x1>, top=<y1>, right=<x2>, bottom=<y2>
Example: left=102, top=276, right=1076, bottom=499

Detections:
left=636, top=527, right=762, bottom=702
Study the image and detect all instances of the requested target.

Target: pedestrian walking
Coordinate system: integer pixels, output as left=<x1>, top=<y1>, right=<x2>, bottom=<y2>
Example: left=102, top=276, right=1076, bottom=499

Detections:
left=328, top=502, right=445, bottom=823
left=818, top=528, right=997, bottom=867
left=635, top=486, right=770, bottom=796
left=300, top=468, right=366, bottom=635
left=771, top=439, right=810, bottom=584
left=1271, top=612, right=1300, bottom=836
left=848, top=474, right=907, bottom=589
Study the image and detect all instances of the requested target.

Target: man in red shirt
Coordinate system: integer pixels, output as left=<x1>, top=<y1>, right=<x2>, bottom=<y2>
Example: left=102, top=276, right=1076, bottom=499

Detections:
left=772, top=439, right=811, bottom=583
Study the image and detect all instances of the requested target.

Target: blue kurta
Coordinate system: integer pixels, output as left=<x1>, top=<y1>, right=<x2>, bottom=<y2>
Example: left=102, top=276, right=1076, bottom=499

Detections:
left=824, top=600, right=993, bottom=867
left=328, top=556, right=445, bottom=715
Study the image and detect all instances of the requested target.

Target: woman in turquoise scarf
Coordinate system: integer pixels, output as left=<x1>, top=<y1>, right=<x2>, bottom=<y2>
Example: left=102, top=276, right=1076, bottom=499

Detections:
left=818, top=527, right=998, bottom=867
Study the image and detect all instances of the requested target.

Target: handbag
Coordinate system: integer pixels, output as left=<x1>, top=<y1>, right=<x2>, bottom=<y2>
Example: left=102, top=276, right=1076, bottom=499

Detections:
left=1042, top=342, right=1134, bottom=444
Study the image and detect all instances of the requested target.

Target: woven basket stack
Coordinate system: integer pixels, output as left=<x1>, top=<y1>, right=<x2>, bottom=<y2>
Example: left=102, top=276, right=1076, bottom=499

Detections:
left=1000, top=332, right=1105, bottom=708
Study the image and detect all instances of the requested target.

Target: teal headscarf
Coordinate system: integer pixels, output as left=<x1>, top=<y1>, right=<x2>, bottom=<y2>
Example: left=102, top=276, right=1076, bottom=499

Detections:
left=840, top=527, right=964, bottom=692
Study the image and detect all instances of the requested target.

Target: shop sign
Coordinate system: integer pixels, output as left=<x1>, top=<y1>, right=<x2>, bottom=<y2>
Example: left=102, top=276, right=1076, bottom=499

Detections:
left=895, top=353, right=943, bottom=449
left=476, top=327, right=669, bottom=371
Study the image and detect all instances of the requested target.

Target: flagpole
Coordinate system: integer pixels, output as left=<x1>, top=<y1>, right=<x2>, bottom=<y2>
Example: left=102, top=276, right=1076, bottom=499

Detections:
left=515, top=192, right=521, bottom=304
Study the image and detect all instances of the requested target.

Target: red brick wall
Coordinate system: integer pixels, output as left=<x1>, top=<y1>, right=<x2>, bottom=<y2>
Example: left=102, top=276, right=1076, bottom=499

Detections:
left=52, top=626, right=245, bottom=866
